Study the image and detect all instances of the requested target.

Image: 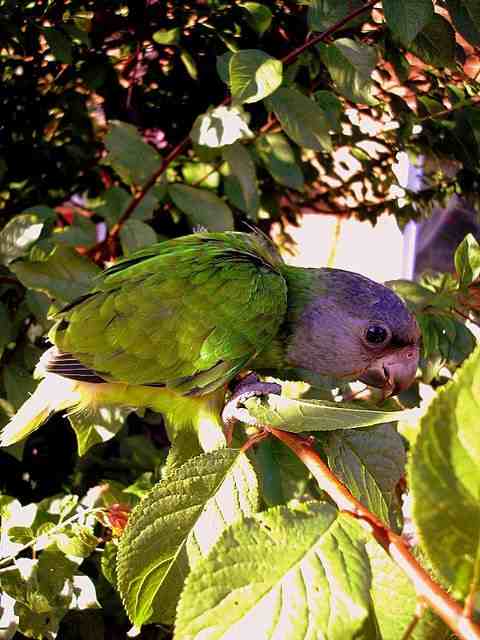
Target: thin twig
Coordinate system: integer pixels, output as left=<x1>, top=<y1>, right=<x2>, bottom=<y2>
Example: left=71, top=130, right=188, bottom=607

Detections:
left=419, top=96, right=480, bottom=123
left=268, top=427, right=480, bottom=640
left=102, top=0, right=378, bottom=245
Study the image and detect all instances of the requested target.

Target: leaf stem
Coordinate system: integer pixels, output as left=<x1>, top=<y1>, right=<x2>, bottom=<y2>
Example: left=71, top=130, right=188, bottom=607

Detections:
left=268, top=427, right=480, bottom=640
left=100, top=0, right=378, bottom=247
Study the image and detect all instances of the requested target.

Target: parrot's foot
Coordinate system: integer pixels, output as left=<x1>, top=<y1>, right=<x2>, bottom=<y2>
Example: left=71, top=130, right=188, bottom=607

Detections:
left=222, top=373, right=282, bottom=444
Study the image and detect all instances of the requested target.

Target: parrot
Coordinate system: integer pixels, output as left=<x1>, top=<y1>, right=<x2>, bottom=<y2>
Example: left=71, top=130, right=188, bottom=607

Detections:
left=0, top=231, right=420, bottom=455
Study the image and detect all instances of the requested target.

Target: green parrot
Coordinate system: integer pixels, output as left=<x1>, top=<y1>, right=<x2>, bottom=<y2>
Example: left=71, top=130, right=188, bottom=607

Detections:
left=0, top=231, right=420, bottom=453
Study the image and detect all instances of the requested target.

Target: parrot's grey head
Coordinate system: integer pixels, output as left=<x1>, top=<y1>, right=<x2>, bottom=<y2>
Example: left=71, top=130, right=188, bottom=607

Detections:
left=285, top=268, right=420, bottom=396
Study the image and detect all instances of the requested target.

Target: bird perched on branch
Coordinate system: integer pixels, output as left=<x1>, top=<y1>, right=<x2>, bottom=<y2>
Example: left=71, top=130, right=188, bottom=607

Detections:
left=0, top=231, right=420, bottom=455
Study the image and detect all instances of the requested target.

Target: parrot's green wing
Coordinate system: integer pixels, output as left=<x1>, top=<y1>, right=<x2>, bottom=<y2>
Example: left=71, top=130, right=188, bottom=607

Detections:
left=49, top=232, right=287, bottom=395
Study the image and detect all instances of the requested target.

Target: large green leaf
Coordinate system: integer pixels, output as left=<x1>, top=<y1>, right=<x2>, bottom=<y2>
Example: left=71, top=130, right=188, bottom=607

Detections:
left=10, top=246, right=100, bottom=304
left=383, top=0, right=434, bottom=45
left=175, top=503, right=379, bottom=640
left=169, top=184, right=234, bottom=231
left=409, top=345, right=480, bottom=597
left=318, top=38, right=378, bottom=105
left=366, top=540, right=448, bottom=640
left=255, top=133, right=304, bottom=191
left=324, top=423, right=405, bottom=528
left=446, top=0, right=480, bottom=46
left=104, top=121, right=161, bottom=187
left=229, top=49, right=282, bottom=104
left=244, top=394, right=409, bottom=432
left=308, top=0, right=365, bottom=32
left=116, top=449, right=258, bottom=626
left=119, top=219, right=157, bottom=254
left=222, top=142, right=259, bottom=218
left=409, top=15, right=456, bottom=68
left=265, top=87, right=331, bottom=151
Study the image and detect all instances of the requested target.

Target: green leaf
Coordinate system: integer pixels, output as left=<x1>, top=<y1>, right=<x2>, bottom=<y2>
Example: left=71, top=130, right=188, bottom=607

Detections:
left=409, top=345, right=480, bottom=597
left=446, top=0, right=480, bottom=46
left=383, top=0, right=434, bottom=45
left=222, top=143, right=259, bottom=218
left=119, top=219, right=157, bottom=254
left=318, top=38, right=378, bottom=105
left=180, top=49, right=198, bottom=80
left=68, top=407, right=131, bottom=456
left=454, top=232, right=480, bottom=287
left=229, top=49, right=283, bottom=104
left=10, top=246, right=100, bottom=304
left=104, top=121, right=161, bottom=187
left=169, top=184, right=234, bottom=231
left=42, top=27, right=73, bottom=64
left=153, top=28, right=180, bottom=45
left=116, top=449, right=259, bottom=626
left=324, top=424, right=405, bottom=528
left=255, top=132, right=304, bottom=191
left=308, top=0, right=364, bottom=32
left=244, top=394, right=409, bottom=432
left=0, top=301, right=12, bottom=358
left=265, top=87, right=331, bottom=151
left=3, top=365, right=37, bottom=411
left=314, top=90, right=343, bottom=131
left=101, top=541, right=118, bottom=587
left=190, top=105, right=254, bottom=148
left=366, top=540, right=447, bottom=640
left=175, top=503, right=379, bottom=640
left=52, top=214, right=96, bottom=247
left=55, top=524, right=99, bottom=558
left=182, top=162, right=220, bottom=188
left=0, top=214, right=46, bottom=266
left=409, top=15, right=456, bottom=67
left=240, top=3, right=273, bottom=35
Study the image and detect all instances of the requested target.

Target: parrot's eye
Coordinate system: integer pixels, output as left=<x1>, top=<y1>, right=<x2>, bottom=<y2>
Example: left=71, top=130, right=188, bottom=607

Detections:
left=365, top=325, right=389, bottom=345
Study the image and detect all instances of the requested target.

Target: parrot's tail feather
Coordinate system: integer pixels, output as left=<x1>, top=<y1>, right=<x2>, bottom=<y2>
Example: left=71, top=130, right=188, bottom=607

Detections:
left=0, top=374, right=83, bottom=447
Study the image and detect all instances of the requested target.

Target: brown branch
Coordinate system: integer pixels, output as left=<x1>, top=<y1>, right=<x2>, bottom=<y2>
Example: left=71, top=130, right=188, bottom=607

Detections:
left=268, top=427, right=480, bottom=640
left=100, top=0, right=378, bottom=248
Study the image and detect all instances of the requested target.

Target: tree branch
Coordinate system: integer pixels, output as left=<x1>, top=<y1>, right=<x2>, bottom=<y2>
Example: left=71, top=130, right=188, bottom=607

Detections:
left=101, top=0, right=378, bottom=248
left=268, top=427, right=480, bottom=640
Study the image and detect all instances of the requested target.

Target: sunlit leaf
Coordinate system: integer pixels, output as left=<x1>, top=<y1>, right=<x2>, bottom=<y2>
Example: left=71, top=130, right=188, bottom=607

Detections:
left=454, top=232, right=480, bottom=287
left=244, top=394, right=409, bottom=432
left=116, top=449, right=259, bottom=626
left=175, top=503, right=379, bottom=640
left=409, top=345, right=480, bottom=597
left=229, top=49, right=283, bottom=104
left=0, top=215, right=47, bottom=266
left=190, top=105, right=254, bottom=148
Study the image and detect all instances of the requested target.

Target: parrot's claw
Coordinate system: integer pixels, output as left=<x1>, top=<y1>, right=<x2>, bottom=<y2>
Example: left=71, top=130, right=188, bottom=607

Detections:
left=222, top=373, right=282, bottom=444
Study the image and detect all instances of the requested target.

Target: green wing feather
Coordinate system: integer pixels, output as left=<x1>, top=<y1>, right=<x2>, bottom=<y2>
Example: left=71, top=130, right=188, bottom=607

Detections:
left=49, top=232, right=287, bottom=395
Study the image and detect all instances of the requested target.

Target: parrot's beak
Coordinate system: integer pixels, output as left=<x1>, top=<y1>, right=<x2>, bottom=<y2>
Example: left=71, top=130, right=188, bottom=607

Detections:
left=359, top=344, right=420, bottom=397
